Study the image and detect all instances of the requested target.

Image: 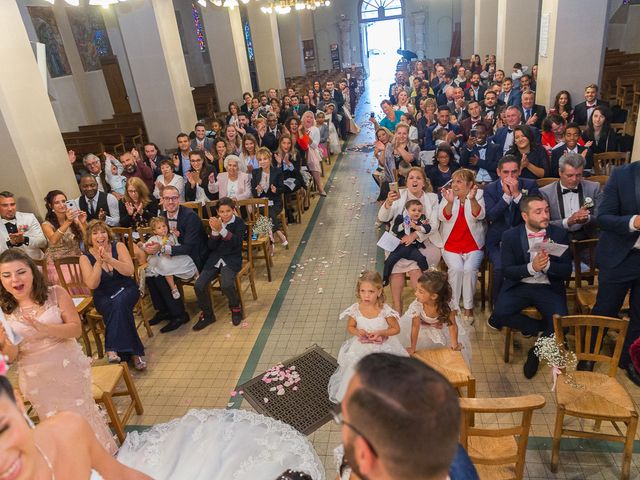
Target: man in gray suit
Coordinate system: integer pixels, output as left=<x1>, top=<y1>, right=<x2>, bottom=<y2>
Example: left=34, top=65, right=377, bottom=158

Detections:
left=190, top=122, right=214, bottom=152
left=540, top=153, right=601, bottom=241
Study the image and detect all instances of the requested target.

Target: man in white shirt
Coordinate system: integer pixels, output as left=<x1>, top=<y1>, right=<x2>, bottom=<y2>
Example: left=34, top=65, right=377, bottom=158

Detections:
left=540, top=153, right=601, bottom=241
left=0, top=191, right=47, bottom=260
left=489, top=195, right=572, bottom=378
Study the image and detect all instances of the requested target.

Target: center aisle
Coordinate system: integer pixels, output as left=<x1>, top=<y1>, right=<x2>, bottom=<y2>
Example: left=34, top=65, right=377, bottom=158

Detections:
left=235, top=87, right=384, bottom=475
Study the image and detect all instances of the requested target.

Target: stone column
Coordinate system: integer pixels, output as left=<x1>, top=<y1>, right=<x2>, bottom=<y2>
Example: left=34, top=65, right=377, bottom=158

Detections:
left=277, top=11, right=306, bottom=77
left=535, top=0, right=608, bottom=109
left=338, top=19, right=353, bottom=67
left=116, top=0, right=197, bottom=151
left=201, top=6, right=252, bottom=107
left=496, top=0, right=541, bottom=71
left=246, top=3, right=286, bottom=90
left=474, top=0, right=498, bottom=57
left=460, top=0, right=475, bottom=58
left=412, top=12, right=427, bottom=59
left=0, top=1, right=78, bottom=216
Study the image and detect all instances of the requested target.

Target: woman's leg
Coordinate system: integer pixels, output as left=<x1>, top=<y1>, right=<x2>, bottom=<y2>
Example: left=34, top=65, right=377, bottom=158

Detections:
left=407, top=269, right=422, bottom=290
left=461, top=250, right=484, bottom=312
left=442, top=251, right=464, bottom=312
left=311, top=171, right=325, bottom=195
left=389, top=273, right=406, bottom=313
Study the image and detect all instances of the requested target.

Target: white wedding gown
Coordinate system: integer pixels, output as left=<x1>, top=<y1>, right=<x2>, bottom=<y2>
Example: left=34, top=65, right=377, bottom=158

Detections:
left=116, top=409, right=325, bottom=480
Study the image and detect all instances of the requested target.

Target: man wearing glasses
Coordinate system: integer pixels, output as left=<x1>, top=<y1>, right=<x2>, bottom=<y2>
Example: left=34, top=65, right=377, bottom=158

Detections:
left=333, top=353, right=478, bottom=480
left=143, top=186, right=208, bottom=333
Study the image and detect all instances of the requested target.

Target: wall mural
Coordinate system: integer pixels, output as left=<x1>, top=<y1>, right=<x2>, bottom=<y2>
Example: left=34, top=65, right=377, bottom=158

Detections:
left=67, top=6, right=113, bottom=72
left=27, top=6, right=72, bottom=78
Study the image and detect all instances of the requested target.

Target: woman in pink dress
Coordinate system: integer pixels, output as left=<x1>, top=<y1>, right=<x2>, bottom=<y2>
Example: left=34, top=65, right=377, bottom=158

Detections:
left=0, top=249, right=117, bottom=455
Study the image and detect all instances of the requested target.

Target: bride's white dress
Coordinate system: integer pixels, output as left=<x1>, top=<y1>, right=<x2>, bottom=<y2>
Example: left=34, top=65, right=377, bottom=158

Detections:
left=116, top=409, right=325, bottom=480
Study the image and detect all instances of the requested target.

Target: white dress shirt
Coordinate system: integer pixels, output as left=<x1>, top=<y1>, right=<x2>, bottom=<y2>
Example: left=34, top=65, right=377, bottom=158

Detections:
left=80, top=194, right=120, bottom=227
left=522, top=226, right=551, bottom=285
left=559, top=183, right=586, bottom=231
left=503, top=128, right=515, bottom=154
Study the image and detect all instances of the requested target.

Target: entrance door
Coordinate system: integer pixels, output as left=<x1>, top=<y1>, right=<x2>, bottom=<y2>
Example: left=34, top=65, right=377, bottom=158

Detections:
left=100, top=55, right=132, bottom=115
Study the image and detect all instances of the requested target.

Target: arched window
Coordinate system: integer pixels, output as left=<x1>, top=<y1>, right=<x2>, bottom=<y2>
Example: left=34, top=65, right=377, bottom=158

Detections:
left=360, top=0, right=403, bottom=21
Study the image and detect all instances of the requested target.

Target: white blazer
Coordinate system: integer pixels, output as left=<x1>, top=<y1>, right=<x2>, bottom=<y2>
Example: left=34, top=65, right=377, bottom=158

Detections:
left=377, top=189, right=443, bottom=248
left=438, top=190, right=486, bottom=249
left=0, top=212, right=47, bottom=260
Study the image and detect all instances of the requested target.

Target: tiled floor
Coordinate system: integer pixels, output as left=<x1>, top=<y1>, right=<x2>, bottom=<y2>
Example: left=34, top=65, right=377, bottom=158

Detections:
left=87, top=82, right=640, bottom=479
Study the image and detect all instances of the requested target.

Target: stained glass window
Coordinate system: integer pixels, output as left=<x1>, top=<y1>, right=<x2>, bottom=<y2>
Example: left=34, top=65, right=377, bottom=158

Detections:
left=192, top=3, right=206, bottom=52
left=244, top=21, right=255, bottom=62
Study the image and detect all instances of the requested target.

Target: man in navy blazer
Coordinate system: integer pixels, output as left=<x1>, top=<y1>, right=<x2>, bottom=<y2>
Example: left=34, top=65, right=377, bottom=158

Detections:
left=490, top=195, right=572, bottom=378
left=490, top=107, right=540, bottom=154
left=459, top=123, right=501, bottom=182
left=484, top=155, right=540, bottom=303
left=144, top=186, right=208, bottom=333
left=573, top=84, right=610, bottom=126
left=589, top=161, right=640, bottom=375
left=549, top=123, right=594, bottom=174
left=423, top=106, right=461, bottom=151
left=498, top=78, right=521, bottom=107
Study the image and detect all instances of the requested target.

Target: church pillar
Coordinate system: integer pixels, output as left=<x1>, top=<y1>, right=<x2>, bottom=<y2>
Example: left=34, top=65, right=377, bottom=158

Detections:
left=277, top=11, right=306, bottom=78
left=0, top=1, right=78, bottom=216
left=474, top=0, right=497, bottom=58
left=535, top=0, right=608, bottom=110
left=201, top=7, right=252, bottom=108
left=460, top=0, right=475, bottom=58
left=412, top=12, right=427, bottom=60
left=496, top=0, right=541, bottom=71
left=246, top=4, right=285, bottom=90
left=338, top=20, right=353, bottom=67
left=116, top=0, right=197, bottom=150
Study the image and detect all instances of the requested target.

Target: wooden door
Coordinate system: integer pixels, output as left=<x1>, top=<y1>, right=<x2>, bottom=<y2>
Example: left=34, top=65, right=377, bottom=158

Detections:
left=100, top=55, right=132, bottom=115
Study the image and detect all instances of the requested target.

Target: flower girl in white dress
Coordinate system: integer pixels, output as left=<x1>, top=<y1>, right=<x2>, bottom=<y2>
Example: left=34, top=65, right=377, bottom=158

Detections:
left=398, top=270, right=472, bottom=365
left=328, top=271, right=408, bottom=403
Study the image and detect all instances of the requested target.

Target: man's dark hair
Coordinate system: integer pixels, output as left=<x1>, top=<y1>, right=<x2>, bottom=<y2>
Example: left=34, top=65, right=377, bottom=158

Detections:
left=0, top=191, right=15, bottom=199
left=520, top=194, right=547, bottom=213
left=498, top=154, right=521, bottom=170
left=565, top=122, right=581, bottom=134
left=194, top=122, right=206, bottom=130
left=484, top=90, right=497, bottom=98
left=347, top=353, right=460, bottom=479
left=176, top=132, right=189, bottom=142
left=438, top=105, right=451, bottom=113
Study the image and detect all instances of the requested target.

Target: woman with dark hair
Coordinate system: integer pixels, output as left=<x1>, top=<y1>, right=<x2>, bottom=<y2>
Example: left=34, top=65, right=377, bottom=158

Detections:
left=226, top=101, right=240, bottom=127
left=506, top=125, right=549, bottom=179
left=240, top=133, right=259, bottom=172
left=119, top=177, right=158, bottom=230
left=275, top=134, right=305, bottom=192
left=426, top=144, right=461, bottom=191
left=212, top=138, right=229, bottom=174
left=185, top=150, right=217, bottom=202
left=0, top=249, right=118, bottom=454
left=79, top=220, right=146, bottom=370
left=549, top=90, right=573, bottom=121
left=582, top=105, right=618, bottom=154
left=41, top=190, right=87, bottom=288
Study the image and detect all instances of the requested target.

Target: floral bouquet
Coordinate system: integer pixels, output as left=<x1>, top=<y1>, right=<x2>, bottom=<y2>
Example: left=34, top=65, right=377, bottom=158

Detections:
left=534, top=335, right=582, bottom=391
left=582, top=196, right=595, bottom=211
left=253, top=215, right=274, bottom=238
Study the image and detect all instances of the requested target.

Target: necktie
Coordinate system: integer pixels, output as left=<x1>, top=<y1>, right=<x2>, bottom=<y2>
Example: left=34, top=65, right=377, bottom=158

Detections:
left=526, top=109, right=531, bottom=120
left=562, top=188, right=578, bottom=195
left=88, top=199, right=95, bottom=216
left=528, top=230, right=546, bottom=239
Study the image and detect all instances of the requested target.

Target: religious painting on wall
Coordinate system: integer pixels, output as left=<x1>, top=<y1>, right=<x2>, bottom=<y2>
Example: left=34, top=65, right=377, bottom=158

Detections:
left=67, top=6, right=113, bottom=72
left=27, top=6, right=72, bottom=78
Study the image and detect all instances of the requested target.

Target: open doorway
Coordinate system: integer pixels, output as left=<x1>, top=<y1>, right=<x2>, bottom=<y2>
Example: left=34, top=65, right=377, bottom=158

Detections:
left=364, top=18, right=403, bottom=95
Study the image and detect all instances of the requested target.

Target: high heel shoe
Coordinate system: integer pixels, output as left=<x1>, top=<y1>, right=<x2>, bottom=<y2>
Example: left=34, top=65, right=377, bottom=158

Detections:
left=133, top=356, right=147, bottom=371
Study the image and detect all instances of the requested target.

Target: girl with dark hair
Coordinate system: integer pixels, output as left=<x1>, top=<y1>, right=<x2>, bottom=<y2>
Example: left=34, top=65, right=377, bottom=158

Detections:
left=0, top=249, right=118, bottom=454
left=506, top=124, right=550, bottom=178
left=41, top=190, right=87, bottom=291
left=582, top=105, right=618, bottom=154
left=549, top=90, right=573, bottom=121
left=398, top=270, right=471, bottom=362
left=426, top=144, right=461, bottom=191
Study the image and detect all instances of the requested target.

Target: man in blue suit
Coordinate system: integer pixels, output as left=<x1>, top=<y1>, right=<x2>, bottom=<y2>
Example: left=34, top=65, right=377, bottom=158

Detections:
left=498, top=78, right=521, bottom=107
left=144, top=186, right=208, bottom=333
left=490, top=107, right=540, bottom=155
left=484, top=155, right=539, bottom=304
left=459, top=123, right=502, bottom=183
left=423, top=106, right=461, bottom=151
left=587, top=162, right=640, bottom=376
left=489, top=195, right=572, bottom=378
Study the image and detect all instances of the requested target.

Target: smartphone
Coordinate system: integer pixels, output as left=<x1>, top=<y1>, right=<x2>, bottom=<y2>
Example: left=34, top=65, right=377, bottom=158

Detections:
left=370, top=112, right=375, bottom=118
left=441, top=179, right=453, bottom=190
left=389, top=182, right=399, bottom=193
left=469, top=128, right=477, bottom=138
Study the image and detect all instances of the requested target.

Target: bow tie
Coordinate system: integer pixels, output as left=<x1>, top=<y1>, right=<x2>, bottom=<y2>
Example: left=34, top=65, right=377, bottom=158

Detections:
left=507, top=128, right=513, bottom=133
left=587, top=103, right=596, bottom=108
left=2, top=219, right=15, bottom=225
left=562, top=188, right=578, bottom=194
left=528, top=230, right=546, bottom=239
left=476, top=143, right=487, bottom=149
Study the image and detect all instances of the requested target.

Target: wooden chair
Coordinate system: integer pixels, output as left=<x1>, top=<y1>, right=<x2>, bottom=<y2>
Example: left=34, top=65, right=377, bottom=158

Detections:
left=210, top=261, right=257, bottom=319
left=91, top=362, right=143, bottom=443
left=536, top=177, right=558, bottom=188
left=502, top=307, right=542, bottom=363
left=204, top=200, right=219, bottom=218
left=284, top=189, right=305, bottom=224
left=111, top=227, right=135, bottom=258
left=180, top=201, right=203, bottom=218
left=236, top=198, right=273, bottom=281
left=551, top=314, right=638, bottom=480
left=413, top=348, right=475, bottom=398
left=460, top=394, right=546, bottom=480
left=588, top=175, right=609, bottom=191
left=593, top=152, right=630, bottom=175
left=33, top=257, right=48, bottom=285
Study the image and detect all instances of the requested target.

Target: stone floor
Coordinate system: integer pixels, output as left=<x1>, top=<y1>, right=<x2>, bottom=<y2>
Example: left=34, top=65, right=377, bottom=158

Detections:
left=93, top=80, right=640, bottom=479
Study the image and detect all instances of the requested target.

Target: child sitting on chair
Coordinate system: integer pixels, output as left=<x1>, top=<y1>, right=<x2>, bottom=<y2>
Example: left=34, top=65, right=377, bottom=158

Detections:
left=135, top=216, right=198, bottom=299
left=382, top=199, right=431, bottom=285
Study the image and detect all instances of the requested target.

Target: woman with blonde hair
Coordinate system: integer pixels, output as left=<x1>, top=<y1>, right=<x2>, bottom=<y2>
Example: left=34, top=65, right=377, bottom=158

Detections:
left=223, top=124, right=242, bottom=156
left=119, top=176, right=158, bottom=230
left=79, top=220, right=146, bottom=369
left=378, top=167, right=443, bottom=313
left=438, top=168, right=485, bottom=323
left=297, top=110, right=327, bottom=196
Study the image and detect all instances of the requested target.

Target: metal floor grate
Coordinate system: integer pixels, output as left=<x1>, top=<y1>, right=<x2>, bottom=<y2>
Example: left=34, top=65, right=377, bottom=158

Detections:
left=238, top=345, right=338, bottom=435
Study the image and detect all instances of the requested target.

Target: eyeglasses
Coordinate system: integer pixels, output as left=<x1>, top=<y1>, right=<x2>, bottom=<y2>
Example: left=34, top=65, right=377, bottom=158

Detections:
left=330, top=403, right=378, bottom=457
left=162, top=196, right=180, bottom=202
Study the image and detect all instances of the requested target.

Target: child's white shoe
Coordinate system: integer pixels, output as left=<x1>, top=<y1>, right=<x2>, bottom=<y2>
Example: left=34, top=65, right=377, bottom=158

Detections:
left=171, top=288, right=181, bottom=300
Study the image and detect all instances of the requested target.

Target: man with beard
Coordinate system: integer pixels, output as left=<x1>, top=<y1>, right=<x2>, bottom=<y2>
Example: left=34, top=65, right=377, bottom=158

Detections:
left=335, top=353, right=477, bottom=480
left=120, top=149, right=155, bottom=192
left=464, top=73, right=486, bottom=102
left=0, top=191, right=47, bottom=260
left=489, top=196, right=572, bottom=379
